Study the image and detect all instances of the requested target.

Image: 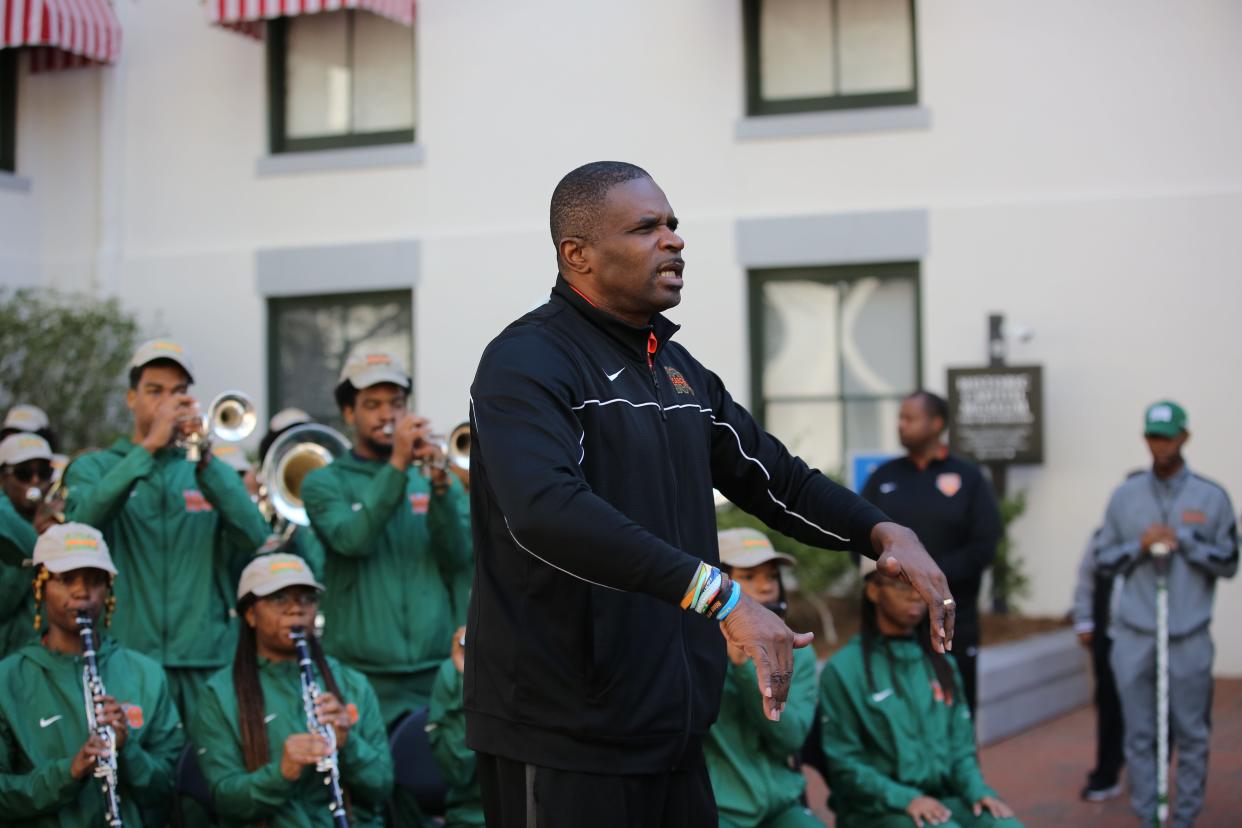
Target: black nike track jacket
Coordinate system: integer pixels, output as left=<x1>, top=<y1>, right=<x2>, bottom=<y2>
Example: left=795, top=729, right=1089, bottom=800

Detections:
left=464, top=274, right=889, bottom=775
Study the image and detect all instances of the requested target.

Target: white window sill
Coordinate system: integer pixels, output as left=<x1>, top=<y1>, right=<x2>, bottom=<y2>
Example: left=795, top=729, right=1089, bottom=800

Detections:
left=255, top=143, right=425, bottom=177
left=735, top=106, right=931, bottom=141
left=0, top=172, right=31, bottom=193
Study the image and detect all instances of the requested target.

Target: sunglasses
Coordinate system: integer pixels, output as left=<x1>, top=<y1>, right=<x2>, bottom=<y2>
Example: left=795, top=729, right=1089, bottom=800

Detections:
left=9, top=463, right=53, bottom=483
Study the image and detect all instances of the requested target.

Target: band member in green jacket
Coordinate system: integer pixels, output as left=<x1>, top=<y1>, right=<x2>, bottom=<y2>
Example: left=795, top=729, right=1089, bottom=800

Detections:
left=190, top=552, right=393, bottom=827
left=427, top=626, right=485, bottom=828
left=65, top=339, right=270, bottom=724
left=302, top=350, right=471, bottom=726
left=820, top=558, right=1021, bottom=828
left=0, top=433, right=53, bottom=656
left=704, top=528, right=821, bottom=828
left=0, top=523, right=184, bottom=826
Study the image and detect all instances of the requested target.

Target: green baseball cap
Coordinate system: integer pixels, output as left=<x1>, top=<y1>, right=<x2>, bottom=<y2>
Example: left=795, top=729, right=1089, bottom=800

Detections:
left=1144, top=400, right=1188, bottom=438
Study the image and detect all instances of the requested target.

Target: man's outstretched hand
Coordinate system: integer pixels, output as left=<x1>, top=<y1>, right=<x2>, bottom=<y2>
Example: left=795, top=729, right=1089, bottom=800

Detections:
left=872, top=522, right=956, bottom=653
left=720, top=592, right=814, bottom=722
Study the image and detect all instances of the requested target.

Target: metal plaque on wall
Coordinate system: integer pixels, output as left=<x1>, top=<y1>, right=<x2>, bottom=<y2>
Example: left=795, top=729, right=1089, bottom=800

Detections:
left=947, top=365, right=1044, bottom=465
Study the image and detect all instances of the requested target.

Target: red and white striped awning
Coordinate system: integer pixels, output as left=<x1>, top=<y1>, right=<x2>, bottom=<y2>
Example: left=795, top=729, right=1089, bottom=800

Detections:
left=210, top=0, right=415, bottom=39
left=0, top=0, right=122, bottom=71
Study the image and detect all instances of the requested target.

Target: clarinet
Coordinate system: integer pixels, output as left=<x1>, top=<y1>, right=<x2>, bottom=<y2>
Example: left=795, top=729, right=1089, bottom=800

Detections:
left=76, top=615, right=123, bottom=828
left=290, top=627, right=350, bottom=828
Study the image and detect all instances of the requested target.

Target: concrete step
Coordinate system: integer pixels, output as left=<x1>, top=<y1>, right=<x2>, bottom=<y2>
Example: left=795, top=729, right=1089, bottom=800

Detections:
left=976, top=628, right=1092, bottom=745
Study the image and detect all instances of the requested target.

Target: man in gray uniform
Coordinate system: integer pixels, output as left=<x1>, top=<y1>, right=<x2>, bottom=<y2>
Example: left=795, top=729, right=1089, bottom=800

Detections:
left=1095, top=400, right=1238, bottom=827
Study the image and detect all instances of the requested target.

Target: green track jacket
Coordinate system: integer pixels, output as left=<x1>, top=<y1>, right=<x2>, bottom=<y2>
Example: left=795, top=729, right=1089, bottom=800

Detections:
left=190, top=654, right=393, bottom=827
left=819, top=635, right=993, bottom=825
left=705, top=645, right=816, bottom=828
left=427, top=656, right=485, bottom=828
left=0, top=637, right=184, bottom=826
left=301, top=453, right=471, bottom=675
left=0, top=497, right=35, bottom=656
left=65, top=440, right=270, bottom=668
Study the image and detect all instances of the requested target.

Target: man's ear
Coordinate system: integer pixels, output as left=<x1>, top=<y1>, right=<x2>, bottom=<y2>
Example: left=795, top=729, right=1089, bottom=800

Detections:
left=125, top=388, right=137, bottom=414
left=342, top=406, right=356, bottom=428
left=558, top=237, right=591, bottom=276
left=244, top=605, right=257, bottom=629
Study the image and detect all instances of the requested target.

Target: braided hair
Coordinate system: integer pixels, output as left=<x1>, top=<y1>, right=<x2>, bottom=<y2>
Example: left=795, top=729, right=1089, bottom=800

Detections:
left=232, top=595, right=346, bottom=772
left=859, top=575, right=957, bottom=704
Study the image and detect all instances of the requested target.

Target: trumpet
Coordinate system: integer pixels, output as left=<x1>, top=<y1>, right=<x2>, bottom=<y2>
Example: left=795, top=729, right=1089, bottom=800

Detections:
left=381, top=419, right=471, bottom=475
left=176, top=391, right=258, bottom=462
left=259, top=424, right=351, bottom=528
left=28, top=476, right=67, bottom=526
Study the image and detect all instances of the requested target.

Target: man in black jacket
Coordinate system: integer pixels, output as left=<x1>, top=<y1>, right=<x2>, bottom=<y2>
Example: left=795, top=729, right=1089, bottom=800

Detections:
left=466, top=161, right=955, bottom=827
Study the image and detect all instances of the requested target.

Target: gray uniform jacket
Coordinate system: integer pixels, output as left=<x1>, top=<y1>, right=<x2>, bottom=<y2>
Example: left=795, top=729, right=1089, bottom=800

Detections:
left=1095, top=465, right=1238, bottom=638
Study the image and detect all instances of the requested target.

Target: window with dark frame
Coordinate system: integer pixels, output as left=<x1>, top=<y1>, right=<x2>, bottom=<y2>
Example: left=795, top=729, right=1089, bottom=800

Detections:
left=748, top=263, right=921, bottom=476
left=743, top=0, right=918, bottom=117
left=267, top=10, right=416, bottom=154
left=0, top=50, right=17, bottom=173
left=267, top=290, right=413, bottom=429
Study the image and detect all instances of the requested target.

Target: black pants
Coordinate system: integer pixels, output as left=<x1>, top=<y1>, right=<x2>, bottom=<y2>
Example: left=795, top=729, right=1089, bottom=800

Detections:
left=476, top=751, right=717, bottom=828
left=1090, top=576, right=1125, bottom=785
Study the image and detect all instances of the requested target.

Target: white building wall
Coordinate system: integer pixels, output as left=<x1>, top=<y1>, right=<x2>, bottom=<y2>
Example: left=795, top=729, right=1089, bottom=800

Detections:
left=4, top=0, right=1241, bottom=669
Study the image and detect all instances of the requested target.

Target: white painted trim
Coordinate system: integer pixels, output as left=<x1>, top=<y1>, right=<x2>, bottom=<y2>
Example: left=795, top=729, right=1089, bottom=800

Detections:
left=0, top=173, right=32, bottom=193
left=735, top=106, right=931, bottom=140
left=254, top=142, right=426, bottom=177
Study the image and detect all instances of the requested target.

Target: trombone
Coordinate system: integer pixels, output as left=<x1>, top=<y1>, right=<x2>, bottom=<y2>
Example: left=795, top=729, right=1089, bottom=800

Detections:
left=177, top=391, right=258, bottom=462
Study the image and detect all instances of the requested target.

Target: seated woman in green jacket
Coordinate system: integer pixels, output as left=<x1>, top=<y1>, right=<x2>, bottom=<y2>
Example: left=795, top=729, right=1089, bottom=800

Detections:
left=427, top=625, right=485, bottom=828
left=820, top=558, right=1021, bottom=828
left=190, top=551, right=393, bottom=827
left=0, top=522, right=184, bottom=827
left=705, top=528, right=821, bottom=828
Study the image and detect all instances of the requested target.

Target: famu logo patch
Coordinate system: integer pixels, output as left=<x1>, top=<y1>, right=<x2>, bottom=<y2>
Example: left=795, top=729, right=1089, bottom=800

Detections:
left=664, top=367, right=694, bottom=396
left=183, top=490, right=214, bottom=513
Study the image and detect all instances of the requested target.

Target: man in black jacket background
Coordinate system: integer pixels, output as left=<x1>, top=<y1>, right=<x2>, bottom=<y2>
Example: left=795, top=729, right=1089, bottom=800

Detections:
left=861, top=391, right=1003, bottom=713
left=466, top=161, right=956, bottom=827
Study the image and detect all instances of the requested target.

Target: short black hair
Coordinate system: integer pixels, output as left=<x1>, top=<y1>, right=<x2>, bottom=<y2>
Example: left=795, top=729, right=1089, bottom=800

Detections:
left=333, top=381, right=357, bottom=413
left=258, top=424, right=296, bottom=464
left=908, top=390, right=949, bottom=425
left=128, top=358, right=190, bottom=390
left=549, top=161, right=651, bottom=247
